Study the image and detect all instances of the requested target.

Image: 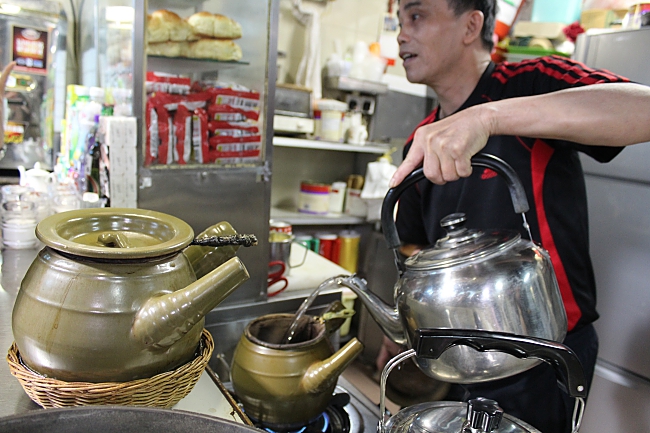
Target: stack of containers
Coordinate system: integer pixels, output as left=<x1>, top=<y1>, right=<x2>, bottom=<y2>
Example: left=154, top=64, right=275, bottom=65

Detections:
left=101, top=116, right=138, bottom=208
left=313, top=99, right=347, bottom=142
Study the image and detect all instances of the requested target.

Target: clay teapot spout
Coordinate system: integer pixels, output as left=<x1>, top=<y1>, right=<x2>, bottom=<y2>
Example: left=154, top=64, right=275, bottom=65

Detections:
left=301, top=337, right=364, bottom=394
left=334, top=275, right=406, bottom=345
left=184, top=221, right=241, bottom=279
left=132, top=256, right=249, bottom=348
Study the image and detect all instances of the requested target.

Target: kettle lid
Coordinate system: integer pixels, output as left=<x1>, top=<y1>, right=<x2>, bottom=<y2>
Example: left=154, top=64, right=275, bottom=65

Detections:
left=384, top=399, right=541, bottom=433
left=36, top=208, right=194, bottom=259
left=406, top=213, right=520, bottom=270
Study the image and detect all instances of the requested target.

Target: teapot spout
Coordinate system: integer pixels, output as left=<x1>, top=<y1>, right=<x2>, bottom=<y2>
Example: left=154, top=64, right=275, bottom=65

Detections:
left=184, top=221, right=241, bottom=279
left=301, top=338, right=364, bottom=394
left=132, top=257, right=249, bottom=348
left=336, top=275, right=406, bottom=345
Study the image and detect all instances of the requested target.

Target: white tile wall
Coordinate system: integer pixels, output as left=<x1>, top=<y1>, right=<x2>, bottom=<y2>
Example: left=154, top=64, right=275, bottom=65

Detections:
left=278, top=0, right=405, bottom=84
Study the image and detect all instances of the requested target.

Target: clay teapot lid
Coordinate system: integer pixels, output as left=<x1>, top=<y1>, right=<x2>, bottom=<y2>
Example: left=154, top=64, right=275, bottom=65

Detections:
left=36, top=208, right=194, bottom=259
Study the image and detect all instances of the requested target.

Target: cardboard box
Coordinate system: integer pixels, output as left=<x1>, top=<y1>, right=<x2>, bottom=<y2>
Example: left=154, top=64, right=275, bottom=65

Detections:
left=580, top=8, right=628, bottom=29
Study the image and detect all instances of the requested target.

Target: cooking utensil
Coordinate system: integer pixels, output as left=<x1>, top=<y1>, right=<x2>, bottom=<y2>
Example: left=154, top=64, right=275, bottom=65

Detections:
left=230, top=304, right=362, bottom=427
left=380, top=328, right=587, bottom=433
left=334, top=153, right=568, bottom=383
left=12, top=208, right=253, bottom=382
left=0, top=406, right=261, bottom=433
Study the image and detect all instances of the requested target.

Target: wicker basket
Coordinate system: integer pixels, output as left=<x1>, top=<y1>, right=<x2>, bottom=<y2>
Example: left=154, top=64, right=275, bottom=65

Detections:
left=6, top=328, right=214, bottom=409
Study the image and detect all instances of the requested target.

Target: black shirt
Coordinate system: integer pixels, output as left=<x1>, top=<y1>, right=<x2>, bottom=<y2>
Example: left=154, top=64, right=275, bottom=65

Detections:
left=396, top=56, right=628, bottom=332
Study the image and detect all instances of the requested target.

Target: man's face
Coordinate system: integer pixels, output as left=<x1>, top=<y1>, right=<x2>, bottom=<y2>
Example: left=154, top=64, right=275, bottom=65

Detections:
left=397, top=0, right=470, bottom=86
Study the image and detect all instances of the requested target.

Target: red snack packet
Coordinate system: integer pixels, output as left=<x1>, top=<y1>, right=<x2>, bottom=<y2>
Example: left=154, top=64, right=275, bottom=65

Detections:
left=192, top=108, right=209, bottom=164
left=207, top=104, right=259, bottom=122
left=146, top=71, right=191, bottom=95
left=155, top=103, right=174, bottom=165
left=206, top=87, right=261, bottom=112
left=208, top=134, right=262, bottom=148
left=145, top=99, right=159, bottom=166
left=208, top=120, right=260, bottom=136
left=174, top=104, right=192, bottom=165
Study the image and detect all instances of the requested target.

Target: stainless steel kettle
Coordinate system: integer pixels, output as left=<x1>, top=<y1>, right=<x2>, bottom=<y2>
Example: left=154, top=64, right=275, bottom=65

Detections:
left=336, top=154, right=568, bottom=383
left=379, top=329, right=587, bottom=433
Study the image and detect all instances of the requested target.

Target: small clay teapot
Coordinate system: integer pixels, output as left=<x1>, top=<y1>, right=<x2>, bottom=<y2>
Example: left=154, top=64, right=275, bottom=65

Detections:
left=12, top=208, right=252, bottom=382
left=231, top=305, right=363, bottom=427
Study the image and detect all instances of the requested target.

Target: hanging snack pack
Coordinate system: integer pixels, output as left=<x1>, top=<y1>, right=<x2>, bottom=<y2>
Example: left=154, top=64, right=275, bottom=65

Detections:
left=145, top=77, right=261, bottom=166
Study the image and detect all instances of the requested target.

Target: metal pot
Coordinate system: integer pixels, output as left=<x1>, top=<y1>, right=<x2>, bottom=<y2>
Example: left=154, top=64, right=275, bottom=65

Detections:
left=11, top=208, right=251, bottom=382
left=230, top=307, right=363, bottom=427
left=0, top=406, right=262, bottom=433
left=380, top=329, right=588, bottom=433
left=335, top=154, right=568, bottom=383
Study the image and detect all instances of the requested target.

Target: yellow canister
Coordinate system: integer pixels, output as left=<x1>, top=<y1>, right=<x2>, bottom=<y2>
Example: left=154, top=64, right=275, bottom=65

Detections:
left=337, top=230, right=360, bottom=273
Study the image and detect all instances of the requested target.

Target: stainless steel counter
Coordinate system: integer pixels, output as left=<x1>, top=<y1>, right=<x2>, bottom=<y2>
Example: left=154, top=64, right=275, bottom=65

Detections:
left=0, top=247, right=42, bottom=417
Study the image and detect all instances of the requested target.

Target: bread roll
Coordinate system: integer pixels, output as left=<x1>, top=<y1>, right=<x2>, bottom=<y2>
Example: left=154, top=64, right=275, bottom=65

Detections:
left=188, top=39, right=243, bottom=61
left=146, top=41, right=188, bottom=58
left=148, top=9, right=197, bottom=42
left=187, top=12, right=243, bottom=39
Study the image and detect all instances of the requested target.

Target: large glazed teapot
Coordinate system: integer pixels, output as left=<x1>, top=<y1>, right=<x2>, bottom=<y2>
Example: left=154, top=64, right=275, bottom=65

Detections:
left=337, top=154, right=568, bottom=383
left=12, top=208, right=252, bottom=382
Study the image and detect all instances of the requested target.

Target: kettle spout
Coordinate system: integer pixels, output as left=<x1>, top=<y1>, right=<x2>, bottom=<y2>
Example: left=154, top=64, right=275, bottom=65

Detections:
left=301, top=338, right=364, bottom=394
left=336, top=275, right=406, bottom=345
left=132, top=257, right=249, bottom=348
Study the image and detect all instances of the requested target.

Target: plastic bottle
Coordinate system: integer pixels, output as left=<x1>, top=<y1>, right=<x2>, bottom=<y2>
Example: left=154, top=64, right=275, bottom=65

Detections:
left=495, top=0, right=525, bottom=41
left=78, top=114, right=100, bottom=194
left=112, top=88, right=133, bottom=116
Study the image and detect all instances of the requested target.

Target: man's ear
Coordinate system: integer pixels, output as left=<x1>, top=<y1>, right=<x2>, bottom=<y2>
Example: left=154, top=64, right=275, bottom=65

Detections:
left=463, top=10, right=485, bottom=45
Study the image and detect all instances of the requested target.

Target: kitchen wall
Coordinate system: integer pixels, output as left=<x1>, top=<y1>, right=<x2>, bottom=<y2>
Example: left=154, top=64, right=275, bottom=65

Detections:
left=277, top=0, right=406, bottom=84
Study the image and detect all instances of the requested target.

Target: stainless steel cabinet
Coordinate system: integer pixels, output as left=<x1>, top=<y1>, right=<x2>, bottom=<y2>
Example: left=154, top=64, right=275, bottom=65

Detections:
left=79, top=0, right=279, bottom=304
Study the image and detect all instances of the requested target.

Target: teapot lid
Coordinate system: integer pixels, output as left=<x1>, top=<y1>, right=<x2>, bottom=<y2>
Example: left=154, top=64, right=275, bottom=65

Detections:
left=384, top=399, right=540, bottom=433
left=36, top=208, right=194, bottom=259
left=406, top=213, right=520, bottom=270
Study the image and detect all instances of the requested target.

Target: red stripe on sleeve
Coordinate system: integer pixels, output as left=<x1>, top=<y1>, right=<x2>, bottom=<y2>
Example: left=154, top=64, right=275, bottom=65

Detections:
left=495, top=56, right=629, bottom=85
left=531, top=139, right=582, bottom=330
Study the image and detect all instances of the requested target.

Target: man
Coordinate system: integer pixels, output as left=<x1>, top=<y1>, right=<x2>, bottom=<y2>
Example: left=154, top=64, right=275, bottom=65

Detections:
left=385, top=0, right=650, bottom=432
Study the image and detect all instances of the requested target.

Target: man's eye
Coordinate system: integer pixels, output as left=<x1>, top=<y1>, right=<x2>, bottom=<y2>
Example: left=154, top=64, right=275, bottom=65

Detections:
left=411, top=13, right=420, bottom=21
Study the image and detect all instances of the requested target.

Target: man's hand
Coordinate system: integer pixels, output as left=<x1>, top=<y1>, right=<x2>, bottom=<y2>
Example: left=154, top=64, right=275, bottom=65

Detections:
left=390, top=105, right=493, bottom=186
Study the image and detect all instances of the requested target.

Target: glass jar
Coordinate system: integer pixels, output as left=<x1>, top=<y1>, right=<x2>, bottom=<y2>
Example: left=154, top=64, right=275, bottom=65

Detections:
left=20, top=190, right=52, bottom=223
left=2, top=201, right=38, bottom=249
left=1, top=184, right=33, bottom=204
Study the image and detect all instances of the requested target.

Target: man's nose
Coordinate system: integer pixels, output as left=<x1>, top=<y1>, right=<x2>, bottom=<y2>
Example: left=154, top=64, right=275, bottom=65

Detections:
left=397, top=27, right=408, bottom=44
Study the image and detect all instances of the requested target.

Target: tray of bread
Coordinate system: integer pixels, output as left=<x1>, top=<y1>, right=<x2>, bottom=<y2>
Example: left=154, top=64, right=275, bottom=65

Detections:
left=146, top=9, right=244, bottom=62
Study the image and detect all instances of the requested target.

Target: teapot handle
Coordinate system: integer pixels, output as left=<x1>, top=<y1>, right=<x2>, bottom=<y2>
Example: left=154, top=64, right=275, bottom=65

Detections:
left=413, top=328, right=587, bottom=399
left=381, top=153, right=530, bottom=252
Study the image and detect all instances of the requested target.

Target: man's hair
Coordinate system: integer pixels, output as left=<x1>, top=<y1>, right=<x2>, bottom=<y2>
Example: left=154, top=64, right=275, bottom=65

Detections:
left=446, top=0, right=496, bottom=51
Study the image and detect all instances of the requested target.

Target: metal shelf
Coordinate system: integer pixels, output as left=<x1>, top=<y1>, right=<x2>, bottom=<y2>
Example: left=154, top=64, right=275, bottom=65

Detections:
left=272, top=136, right=389, bottom=154
left=271, top=207, right=366, bottom=226
left=147, top=56, right=249, bottom=74
left=324, top=76, right=389, bottom=95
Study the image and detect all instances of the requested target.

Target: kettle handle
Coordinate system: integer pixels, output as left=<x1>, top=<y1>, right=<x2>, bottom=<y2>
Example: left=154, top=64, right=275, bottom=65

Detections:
left=413, top=328, right=587, bottom=399
left=381, top=153, right=530, bottom=252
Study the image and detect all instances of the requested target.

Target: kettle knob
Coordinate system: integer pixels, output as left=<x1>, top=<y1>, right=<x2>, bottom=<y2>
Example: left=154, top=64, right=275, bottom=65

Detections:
left=466, top=398, right=503, bottom=432
left=440, top=213, right=467, bottom=234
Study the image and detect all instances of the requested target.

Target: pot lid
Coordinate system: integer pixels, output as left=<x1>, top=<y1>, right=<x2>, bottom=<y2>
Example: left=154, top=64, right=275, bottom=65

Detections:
left=36, top=208, right=194, bottom=259
left=385, top=399, right=540, bottom=433
left=405, top=213, right=520, bottom=270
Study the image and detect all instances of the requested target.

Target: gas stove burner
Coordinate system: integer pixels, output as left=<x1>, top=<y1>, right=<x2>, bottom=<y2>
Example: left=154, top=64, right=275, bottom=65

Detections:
left=245, top=393, right=352, bottom=433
